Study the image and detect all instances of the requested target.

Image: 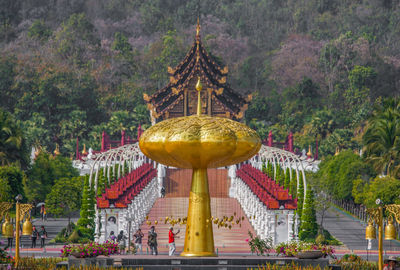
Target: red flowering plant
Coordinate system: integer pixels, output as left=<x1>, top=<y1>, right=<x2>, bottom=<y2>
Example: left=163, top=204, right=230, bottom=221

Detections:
left=276, top=241, right=336, bottom=258
left=0, top=248, right=14, bottom=264
left=61, top=241, right=119, bottom=258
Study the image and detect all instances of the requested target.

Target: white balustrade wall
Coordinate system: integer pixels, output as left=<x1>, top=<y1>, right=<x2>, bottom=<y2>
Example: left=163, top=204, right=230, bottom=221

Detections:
left=96, top=175, right=160, bottom=243
left=229, top=165, right=298, bottom=245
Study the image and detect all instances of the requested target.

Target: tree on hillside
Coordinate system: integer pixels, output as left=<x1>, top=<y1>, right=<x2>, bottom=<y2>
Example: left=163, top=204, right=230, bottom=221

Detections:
left=148, top=30, right=185, bottom=88
left=270, top=35, right=324, bottom=90
left=28, top=20, right=52, bottom=41
left=0, top=166, right=26, bottom=200
left=0, top=56, right=17, bottom=112
left=280, top=77, right=321, bottom=132
left=319, top=128, right=357, bottom=156
left=363, top=98, right=400, bottom=177
left=54, top=13, right=99, bottom=63
left=307, top=109, right=336, bottom=139
left=0, top=109, right=28, bottom=167
left=0, top=178, right=12, bottom=202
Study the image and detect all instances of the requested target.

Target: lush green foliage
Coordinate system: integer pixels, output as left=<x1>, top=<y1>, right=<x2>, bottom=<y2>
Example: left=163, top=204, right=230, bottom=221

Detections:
left=297, top=173, right=304, bottom=218
left=275, top=241, right=335, bottom=258
left=24, top=152, right=79, bottom=203
left=77, top=175, right=96, bottom=239
left=0, top=247, right=13, bottom=264
left=353, top=176, right=400, bottom=208
left=363, top=98, right=400, bottom=177
left=308, top=150, right=375, bottom=201
left=61, top=241, right=119, bottom=258
left=0, top=109, right=28, bottom=167
left=332, top=255, right=378, bottom=270
left=247, top=230, right=273, bottom=256
left=14, top=257, right=66, bottom=270
left=299, top=189, right=318, bottom=241
left=0, top=165, right=26, bottom=200
left=0, top=1, right=399, bottom=158
left=45, top=176, right=83, bottom=218
left=289, top=169, right=297, bottom=199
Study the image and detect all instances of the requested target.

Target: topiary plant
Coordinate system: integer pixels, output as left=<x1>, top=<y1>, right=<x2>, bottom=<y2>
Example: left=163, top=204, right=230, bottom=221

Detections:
left=68, top=230, right=80, bottom=243
left=299, top=189, right=318, bottom=240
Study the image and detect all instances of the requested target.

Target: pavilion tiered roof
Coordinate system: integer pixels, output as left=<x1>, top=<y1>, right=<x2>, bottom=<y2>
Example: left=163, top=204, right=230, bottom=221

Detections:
left=144, top=20, right=251, bottom=123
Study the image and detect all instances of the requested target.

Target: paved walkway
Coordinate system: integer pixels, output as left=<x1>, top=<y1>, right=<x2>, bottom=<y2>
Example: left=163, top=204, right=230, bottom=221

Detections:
left=318, top=206, right=400, bottom=251
left=1, top=217, right=78, bottom=253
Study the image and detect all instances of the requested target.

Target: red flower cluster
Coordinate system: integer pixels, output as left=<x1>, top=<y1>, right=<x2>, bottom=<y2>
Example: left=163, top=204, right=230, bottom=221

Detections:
left=61, top=241, right=119, bottom=258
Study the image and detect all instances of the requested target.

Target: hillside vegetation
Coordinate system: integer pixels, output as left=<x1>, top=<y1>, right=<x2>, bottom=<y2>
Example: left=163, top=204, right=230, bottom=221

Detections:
left=0, top=0, right=399, bottom=157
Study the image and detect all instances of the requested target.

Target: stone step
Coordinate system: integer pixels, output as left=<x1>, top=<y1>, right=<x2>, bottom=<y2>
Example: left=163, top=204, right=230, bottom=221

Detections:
left=136, top=197, right=256, bottom=254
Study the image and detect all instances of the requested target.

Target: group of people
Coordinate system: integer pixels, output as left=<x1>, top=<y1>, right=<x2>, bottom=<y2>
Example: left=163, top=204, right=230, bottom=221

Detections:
left=108, top=226, right=180, bottom=256
left=4, top=225, right=47, bottom=250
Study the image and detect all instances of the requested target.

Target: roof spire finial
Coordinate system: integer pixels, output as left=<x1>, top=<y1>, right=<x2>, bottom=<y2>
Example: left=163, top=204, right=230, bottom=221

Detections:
left=196, top=76, right=203, bottom=116
left=196, top=16, right=200, bottom=38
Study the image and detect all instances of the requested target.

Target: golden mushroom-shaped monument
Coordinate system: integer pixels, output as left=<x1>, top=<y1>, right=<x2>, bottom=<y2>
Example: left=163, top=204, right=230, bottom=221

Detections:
left=140, top=77, right=261, bottom=256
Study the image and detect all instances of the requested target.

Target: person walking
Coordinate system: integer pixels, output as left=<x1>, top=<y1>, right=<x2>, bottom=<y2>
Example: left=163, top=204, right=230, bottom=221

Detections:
left=147, top=226, right=158, bottom=255
left=38, top=226, right=47, bottom=248
left=117, top=230, right=128, bottom=254
left=5, top=232, right=13, bottom=250
left=168, top=227, right=180, bottom=256
left=133, top=229, right=144, bottom=254
left=108, top=231, right=116, bottom=242
left=40, top=205, right=45, bottom=221
left=31, top=226, right=39, bottom=248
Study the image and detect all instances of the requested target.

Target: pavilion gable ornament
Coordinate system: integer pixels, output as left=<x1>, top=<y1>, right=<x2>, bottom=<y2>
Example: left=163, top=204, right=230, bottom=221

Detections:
left=143, top=19, right=249, bottom=123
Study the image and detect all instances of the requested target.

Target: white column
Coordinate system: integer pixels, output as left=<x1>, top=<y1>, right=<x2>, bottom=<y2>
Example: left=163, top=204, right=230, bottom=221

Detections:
left=99, top=209, right=107, bottom=243
left=288, top=211, right=294, bottom=241
left=267, top=211, right=277, bottom=245
left=294, top=213, right=300, bottom=241
left=157, top=164, right=165, bottom=197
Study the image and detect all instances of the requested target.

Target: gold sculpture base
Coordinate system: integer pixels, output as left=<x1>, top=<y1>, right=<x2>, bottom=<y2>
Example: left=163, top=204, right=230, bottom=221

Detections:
left=181, top=168, right=216, bottom=257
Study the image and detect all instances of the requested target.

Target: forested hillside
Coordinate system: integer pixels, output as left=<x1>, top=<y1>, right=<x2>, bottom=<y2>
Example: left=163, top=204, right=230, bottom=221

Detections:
left=1, top=0, right=400, bottom=157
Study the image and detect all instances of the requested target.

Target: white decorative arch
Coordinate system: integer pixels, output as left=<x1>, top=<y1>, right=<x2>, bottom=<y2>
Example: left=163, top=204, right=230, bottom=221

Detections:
left=257, top=145, right=307, bottom=204
left=88, top=143, right=145, bottom=192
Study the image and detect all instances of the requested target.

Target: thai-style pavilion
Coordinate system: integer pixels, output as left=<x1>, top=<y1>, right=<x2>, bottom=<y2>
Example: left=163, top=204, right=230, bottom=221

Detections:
left=144, top=20, right=251, bottom=124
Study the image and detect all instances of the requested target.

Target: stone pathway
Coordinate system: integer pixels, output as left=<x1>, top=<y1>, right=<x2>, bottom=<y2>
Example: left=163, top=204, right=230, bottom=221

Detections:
left=318, top=206, right=400, bottom=251
left=1, top=217, right=78, bottom=250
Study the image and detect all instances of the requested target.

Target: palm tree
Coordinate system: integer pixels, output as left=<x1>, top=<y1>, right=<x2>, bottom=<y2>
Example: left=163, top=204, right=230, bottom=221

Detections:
left=0, top=109, right=26, bottom=166
left=363, top=99, right=400, bottom=177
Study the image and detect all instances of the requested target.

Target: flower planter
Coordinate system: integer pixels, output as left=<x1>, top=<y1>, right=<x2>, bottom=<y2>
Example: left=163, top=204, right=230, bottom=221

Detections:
left=296, top=250, right=324, bottom=259
left=68, top=257, right=97, bottom=268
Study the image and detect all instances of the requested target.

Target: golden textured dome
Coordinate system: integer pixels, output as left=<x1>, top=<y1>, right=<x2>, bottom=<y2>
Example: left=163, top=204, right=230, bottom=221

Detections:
left=139, top=115, right=261, bottom=169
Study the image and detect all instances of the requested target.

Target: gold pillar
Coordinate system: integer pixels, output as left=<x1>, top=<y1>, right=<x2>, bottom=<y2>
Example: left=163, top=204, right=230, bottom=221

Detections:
left=184, top=90, right=188, bottom=116
left=207, top=88, right=212, bottom=116
left=181, top=168, right=216, bottom=257
left=197, top=90, right=202, bottom=116
left=378, top=206, right=383, bottom=270
left=15, top=201, right=20, bottom=267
